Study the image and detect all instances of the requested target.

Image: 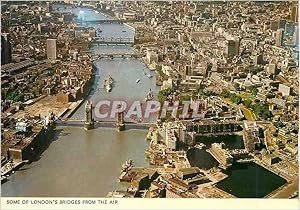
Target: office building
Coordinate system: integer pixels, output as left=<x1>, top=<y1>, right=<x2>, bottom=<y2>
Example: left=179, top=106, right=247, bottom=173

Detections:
left=275, top=29, right=284, bottom=47
left=290, top=5, right=298, bottom=23
left=294, top=26, right=299, bottom=46
left=225, top=39, right=240, bottom=57
left=1, top=33, right=12, bottom=65
left=47, top=39, right=57, bottom=60
left=279, top=84, right=291, bottom=96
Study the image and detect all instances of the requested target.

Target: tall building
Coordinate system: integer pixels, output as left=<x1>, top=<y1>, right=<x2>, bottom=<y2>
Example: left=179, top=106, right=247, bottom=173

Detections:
left=225, top=39, right=240, bottom=57
left=294, top=26, right=299, bottom=46
left=275, top=29, right=284, bottom=47
left=46, top=39, right=57, bottom=60
left=1, top=33, right=12, bottom=65
left=84, top=100, right=94, bottom=130
left=270, top=20, right=279, bottom=31
left=46, top=2, right=52, bottom=12
left=253, top=53, right=264, bottom=66
left=278, top=19, right=286, bottom=29
left=285, top=21, right=296, bottom=36
left=290, top=5, right=298, bottom=23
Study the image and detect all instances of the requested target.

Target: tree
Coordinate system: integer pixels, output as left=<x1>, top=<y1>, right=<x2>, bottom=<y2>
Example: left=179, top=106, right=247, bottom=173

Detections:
left=6, top=91, right=17, bottom=101
left=261, top=109, right=272, bottom=120
left=243, top=99, right=252, bottom=108
left=221, top=90, right=230, bottom=98
left=14, top=94, right=24, bottom=102
left=252, top=103, right=272, bottom=120
left=195, top=85, right=205, bottom=97
left=274, top=121, right=284, bottom=128
left=229, top=93, right=242, bottom=104
left=249, top=86, right=258, bottom=96
left=234, top=83, right=240, bottom=90
left=158, top=88, right=173, bottom=102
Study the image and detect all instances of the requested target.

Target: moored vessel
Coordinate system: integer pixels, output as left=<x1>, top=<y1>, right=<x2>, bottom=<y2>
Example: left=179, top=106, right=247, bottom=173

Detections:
left=104, top=74, right=114, bottom=93
left=145, top=88, right=154, bottom=101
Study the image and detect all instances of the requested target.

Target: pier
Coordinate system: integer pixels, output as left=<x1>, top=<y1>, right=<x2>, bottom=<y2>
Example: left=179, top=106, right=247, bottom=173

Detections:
left=1, top=160, right=27, bottom=177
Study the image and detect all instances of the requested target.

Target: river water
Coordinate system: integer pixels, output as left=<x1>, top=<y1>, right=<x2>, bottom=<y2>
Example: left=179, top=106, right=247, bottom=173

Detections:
left=2, top=5, right=154, bottom=197
left=187, top=135, right=287, bottom=198
left=216, top=162, right=287, bottom=198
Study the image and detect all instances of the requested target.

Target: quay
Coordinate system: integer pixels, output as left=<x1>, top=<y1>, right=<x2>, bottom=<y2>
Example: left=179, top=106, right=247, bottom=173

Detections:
left=207, top=146, right=233, bottom=170
left=1, top=161, right=27, bottom=177
left=264, top=177, right=298, bottom=198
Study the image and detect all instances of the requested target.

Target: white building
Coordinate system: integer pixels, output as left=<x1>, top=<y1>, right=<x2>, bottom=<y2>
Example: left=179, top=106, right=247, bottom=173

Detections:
left=279, top=84, right=291, bottom=96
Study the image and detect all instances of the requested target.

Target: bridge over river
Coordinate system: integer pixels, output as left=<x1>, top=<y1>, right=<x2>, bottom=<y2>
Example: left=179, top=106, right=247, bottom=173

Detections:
left=81, top=19, right=138, bottom=24
left=93, top=37, right=134, bottom=45
left=55, top=118, right=154, bottom=130
left=91, top=52, right=142, bottom=60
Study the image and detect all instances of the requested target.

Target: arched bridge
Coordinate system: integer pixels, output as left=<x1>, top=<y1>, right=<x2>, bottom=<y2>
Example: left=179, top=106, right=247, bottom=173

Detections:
left=91, top=53, right=142, bottom=60
left=81, top=19, right=137, bottom=24
left=93, top=37, right=134, bottom=45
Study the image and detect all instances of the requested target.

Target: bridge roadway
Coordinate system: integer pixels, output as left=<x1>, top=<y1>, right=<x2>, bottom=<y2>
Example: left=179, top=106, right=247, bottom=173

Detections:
left=55, top=119, right=154, bottom=129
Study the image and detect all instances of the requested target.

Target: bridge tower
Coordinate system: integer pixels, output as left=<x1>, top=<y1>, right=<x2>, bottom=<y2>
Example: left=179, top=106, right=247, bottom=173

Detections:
left=84, top=100, right=94, bottom=130
left=116, top=105, right=125, bottom=132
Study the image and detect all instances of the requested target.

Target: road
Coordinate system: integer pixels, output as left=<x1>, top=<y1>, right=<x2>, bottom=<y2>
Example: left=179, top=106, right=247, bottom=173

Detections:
left=222, top=98, right=257, bottom=121
left=240, top=106, right=257, bottom=121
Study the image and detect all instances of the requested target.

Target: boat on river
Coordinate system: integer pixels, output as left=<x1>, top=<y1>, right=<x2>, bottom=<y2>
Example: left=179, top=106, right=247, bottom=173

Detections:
left=194, top=143, right=206, bottom=150
left=121, top=159, right=133, bottom=172
left=145, top=89, right=154, bottom=101
left=105, top=83, right=112, bottom=92
left=104, top=74, right=114, bottom=93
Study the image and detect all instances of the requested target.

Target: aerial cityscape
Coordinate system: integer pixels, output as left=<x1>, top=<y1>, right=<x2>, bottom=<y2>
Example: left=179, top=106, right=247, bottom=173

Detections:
left=1, top=1, right=299, bottom=199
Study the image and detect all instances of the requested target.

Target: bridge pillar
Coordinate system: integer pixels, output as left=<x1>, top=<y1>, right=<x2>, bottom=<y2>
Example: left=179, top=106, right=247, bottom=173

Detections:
left=116, top=108, right=125, bottom=132
left=84, top=100, right=94, bottom=130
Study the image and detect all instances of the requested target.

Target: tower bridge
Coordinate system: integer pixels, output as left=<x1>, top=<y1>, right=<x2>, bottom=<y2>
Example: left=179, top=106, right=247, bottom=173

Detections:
left=55, top=118, right=154, bottom=129
left=55, top=100, right=154, bottom=131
